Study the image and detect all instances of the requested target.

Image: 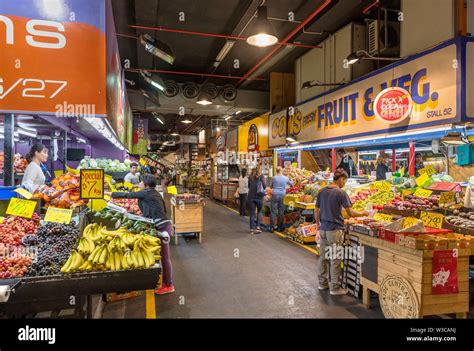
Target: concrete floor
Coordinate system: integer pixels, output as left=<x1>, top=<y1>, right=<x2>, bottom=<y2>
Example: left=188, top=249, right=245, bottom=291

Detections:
left=102, top=200, right=387, bottom=318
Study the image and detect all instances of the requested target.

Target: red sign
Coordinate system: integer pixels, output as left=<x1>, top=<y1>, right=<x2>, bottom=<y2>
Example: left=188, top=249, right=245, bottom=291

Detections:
left=432, top=249, right=458, bottom=295
left=373, top=87, right=413, bottom=124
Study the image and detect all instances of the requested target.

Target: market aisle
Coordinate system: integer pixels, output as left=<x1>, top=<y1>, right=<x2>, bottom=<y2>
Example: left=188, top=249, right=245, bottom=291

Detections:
left=103, top=200, right=383, bottom=318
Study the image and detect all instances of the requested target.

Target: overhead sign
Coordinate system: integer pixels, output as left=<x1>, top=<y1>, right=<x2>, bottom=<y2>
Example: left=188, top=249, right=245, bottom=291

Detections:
left=269, top=43, right=458, bottom=147
left=0, top=0, right=106, bottom=116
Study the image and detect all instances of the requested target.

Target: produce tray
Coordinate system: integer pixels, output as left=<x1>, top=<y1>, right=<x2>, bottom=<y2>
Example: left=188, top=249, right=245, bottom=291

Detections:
left=0, top=264, right=161, bottom=303
left=381, top=207, right=419, bottom=217
left=295, top=201, right=315, bottom=210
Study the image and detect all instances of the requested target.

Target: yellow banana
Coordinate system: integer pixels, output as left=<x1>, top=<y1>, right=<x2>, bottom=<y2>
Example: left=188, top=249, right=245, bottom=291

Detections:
left=99, top=246, right=108, bottom=264
left=60, top=255, right=73, bottom=273
left=131, top=251, right=139, bottom=268
left=114, top=252, right=122, bottom=270
left=121, top=253, right=130, bottom=269
left=136, top=250, right=145, bottom=268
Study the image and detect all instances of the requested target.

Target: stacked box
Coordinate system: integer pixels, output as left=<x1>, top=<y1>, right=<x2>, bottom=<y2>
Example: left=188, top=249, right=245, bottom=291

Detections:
left=342, top=235, right=361, bottom=298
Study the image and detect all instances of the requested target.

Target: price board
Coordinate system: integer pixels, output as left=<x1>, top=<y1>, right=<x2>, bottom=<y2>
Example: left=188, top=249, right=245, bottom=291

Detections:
left=415, top=173, right=429, bottom=187
left=402, top=189, right=413, bottom=199
left=374, top=213, right=393, bottom=222
left=6, top=198, right=37, bottom=219
left=413, top=188, right=433, bottom=198
left=44, top=207, right=73, bottom=224
left=80, top=169, right=104, bottom=199
left=104, top=194, right=111, bottom=201
left=167, top=186, right=178, bottom=195
left=439, top=191, right=456, bottom=206
left=14, top=188, right=32, bottom=199
left=402, top=217, right=420, bottom=229
left=418, top=166, right=436, bottom=177
left=124, top=181, right=134, bottom=190
left=420, top=211, right=444, bottom=229
left=370, top=181, right=392, bottom=192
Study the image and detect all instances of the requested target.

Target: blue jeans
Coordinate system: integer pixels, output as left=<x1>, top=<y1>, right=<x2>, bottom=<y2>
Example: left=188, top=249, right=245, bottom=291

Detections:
left=270, top=194, right=285, bottom=229
left=248, top=198, right=263, bottom=230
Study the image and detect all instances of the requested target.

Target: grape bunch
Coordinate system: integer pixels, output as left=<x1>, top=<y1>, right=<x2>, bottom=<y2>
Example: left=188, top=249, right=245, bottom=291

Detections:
left=26, top=223, right=80, bottom=277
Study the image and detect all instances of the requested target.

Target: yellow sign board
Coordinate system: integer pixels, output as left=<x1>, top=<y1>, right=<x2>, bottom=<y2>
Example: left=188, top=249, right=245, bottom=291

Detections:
left=167, top=186, right=178, bottom=195
left=104, top=194, right=111, bottom=201
left=418, top=166, right=436, bottom=177
left=415, top=173, right=429, bottom=187
left=6, top=198, right=37, bottom=219
left=399, top=167, right=405, bottom=176
left=124, top=181, right=134, bottom=190
left=14, top=188, right=32, bottom=199
left=420, top=211, right=444, bottom=229
left=413, top=188, right=433, bottom=198
left=439, top=191, right=455, bottom=206
left=402, top=189, right=413, bottom=199
left=44, top=207, right=73, bottom=224
left=370, top=181, right=392, bottom=192
left=402, top=217, right=420, bottom=229
left=80, top=169, right=104, bottom=199
left=87, top=199, right=107, bottom=212
left=373, top=213, right=393, bottom=222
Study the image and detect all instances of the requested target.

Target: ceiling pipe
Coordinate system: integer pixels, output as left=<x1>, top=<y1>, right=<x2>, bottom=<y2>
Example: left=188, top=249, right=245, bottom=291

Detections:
left=126, top=25, right=322, bottom=49
left=124, top=68, right=266, bottom=81
left=182, top=115, right=205, bottom=134
left=362, top=0, right=380, bottom=14
left=236, top=0, right=332, bottom=86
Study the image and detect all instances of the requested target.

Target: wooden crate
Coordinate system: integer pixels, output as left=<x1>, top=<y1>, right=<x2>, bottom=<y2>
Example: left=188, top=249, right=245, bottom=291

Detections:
left=352, top=232, right=470, bottom=319
left=171, top=202, right=204, bottom=245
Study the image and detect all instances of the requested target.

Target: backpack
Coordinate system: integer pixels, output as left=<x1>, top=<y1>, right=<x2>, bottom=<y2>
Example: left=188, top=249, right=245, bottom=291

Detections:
left=256, top=176, right=265, bottom=197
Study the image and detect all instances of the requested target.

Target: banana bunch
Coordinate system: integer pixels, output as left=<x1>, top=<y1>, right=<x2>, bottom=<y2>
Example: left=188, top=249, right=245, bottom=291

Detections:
left=134, top=234, right=161, bottom=252
left=60, top=250, right=84, bottom=273
left=88, top=243, right=109, bottom=266
left=108, top=236, right=128, bottom=251
left=83, top=223, right=102, bottom=242
left=77, top=236, right=96, bottom=255
left=119, top=231, right=138, bottom=246
left=122, top=248, right=155, bottom=269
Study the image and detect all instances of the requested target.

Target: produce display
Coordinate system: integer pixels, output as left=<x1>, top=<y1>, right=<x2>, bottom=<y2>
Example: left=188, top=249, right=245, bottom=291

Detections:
left=26, top=223, right=80, bottom=277
left=0, top=255, right=32, bottom=279
left=110, top=198, right=142, bottom=215
left=33, top=173, right=87, bottom=209
left=283, top=167, right=316, bottom=185
left=78, top=158, right=133, bottom=173
left=352, top=191, right=397, bottom=211
left=388, top=194, right=439, bottom=211
left=61, top=223, right=160, bottom=273
left=444, top=212, right=474, bottom=229
left=0, top=214, right=40, bottom=246
left=13, top=154, right=28, bottom=173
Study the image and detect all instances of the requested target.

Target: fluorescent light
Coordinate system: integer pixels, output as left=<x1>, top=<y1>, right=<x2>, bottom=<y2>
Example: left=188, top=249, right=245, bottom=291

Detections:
left=286, top=136, right=296, bottom=142
left=181, top=118, right=192, bottom=124
left=171, top=131, right=179, bottom=136
left=76, top=137, right=87, bottom=144
left=215, top=40, right=236, bottom=62
left=17, top=128, right=37, bottom=138
left=17, top=124, right=37, bottom=133
left=224, top=115, right=232, bottom=121
left=140, top=34, right=175, bottom=65
left=141, top=70, right=165, bottom=92
left=235, top=110, right=241, bottom=115
left=152, top=112, right=165, bottom=125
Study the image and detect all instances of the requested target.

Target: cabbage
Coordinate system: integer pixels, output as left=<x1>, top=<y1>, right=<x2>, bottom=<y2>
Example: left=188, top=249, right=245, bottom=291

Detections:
left=89, top=160, right=98, bottom=168
left=441, top=174, right=454, bottom=182
left=124, top=159, right=132, bottom=167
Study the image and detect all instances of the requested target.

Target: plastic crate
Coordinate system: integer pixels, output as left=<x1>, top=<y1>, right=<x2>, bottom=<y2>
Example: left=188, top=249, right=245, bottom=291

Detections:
left=0, top=186, right=18, bottom=200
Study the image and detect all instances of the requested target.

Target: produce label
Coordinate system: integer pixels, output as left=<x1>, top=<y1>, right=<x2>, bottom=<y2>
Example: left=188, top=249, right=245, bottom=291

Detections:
left=44, top=207, right=73, bottom=224
left=14, top=187, right=33, bottom=199
left=6, top=198, right=37, bottom=219
left=439, top=191, right=455, bottom=206
left=80, top=169, right=104, bottom=199
left=403, top=217, right=419, bottom=229
left=432, top=250, right=458, bottom=294
left=402, top=189, right=413, bottom=199
left=370, top=181, right=392, bottom=192
left=374, top=213, right=393, bottom=222
left=139, top=158, right=147, bottom=166
left=413, top=188, right=433, bottom=198
left=124, top=181, right=134, bottom=190
left=415, top=173, right=429, bottom=187
left=418, top=166, right=436, bottom=177
left=104, top=194, right=111, bottom=201
left=167, top=186, right=178, bottom=195
left=420, top=211, right=444, bottom=229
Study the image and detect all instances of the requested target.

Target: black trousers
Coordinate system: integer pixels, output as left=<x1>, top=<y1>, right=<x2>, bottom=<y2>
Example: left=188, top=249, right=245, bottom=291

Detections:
left=239, top=193, right=247, bottom=216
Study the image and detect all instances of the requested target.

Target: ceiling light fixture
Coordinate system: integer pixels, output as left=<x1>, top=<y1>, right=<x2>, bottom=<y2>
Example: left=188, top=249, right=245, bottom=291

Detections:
left=215, top=40, right=236, bottom=64
left=141, top=70, right=165, bottom=91
left=247, top=6, right=278, bottom=47
left=302, top=80, right=345, bottom=89
left=76, top=137, right=87, bottom=144
left=139, top=34, right=175, bottom=65
left=235, top=110, right=241, bottom=115
left=286, top=136, right=296, bottom=143
left=196, top=90, right=213, bottom=105
left=181, top=118, right=192, bottom=124
left=224, top=115, right=232, bottom=121
left=441, top=132, right=468, bottom=145
left=345, top=50, right=400, bottom=65
left=16, top=128, right=37, bottom=138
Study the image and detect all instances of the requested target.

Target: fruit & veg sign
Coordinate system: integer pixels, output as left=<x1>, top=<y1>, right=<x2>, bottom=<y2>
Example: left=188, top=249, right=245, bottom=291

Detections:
left=80, top=169, right=104, bottom=199
left=6, top=198, right=37, bottom=219
left=269, top=42, right=458, bottom=147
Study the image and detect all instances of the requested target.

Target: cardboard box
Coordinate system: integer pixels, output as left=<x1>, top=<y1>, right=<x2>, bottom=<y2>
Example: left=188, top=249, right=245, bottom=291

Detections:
left=105, top=291, right=143, bottom=302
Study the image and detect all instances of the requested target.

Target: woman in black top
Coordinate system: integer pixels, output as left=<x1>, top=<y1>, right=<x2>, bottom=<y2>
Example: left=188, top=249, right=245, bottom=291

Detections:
left=376, top=153, right=390, bottom=180
left=247, top=166, right=266, bottom=234
left=107, top=175, right=175, bottom=295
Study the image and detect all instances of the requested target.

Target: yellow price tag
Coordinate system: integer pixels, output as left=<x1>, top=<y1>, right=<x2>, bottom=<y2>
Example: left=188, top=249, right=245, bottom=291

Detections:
left=418, top=166, right=436, bottom=177
left=104, top=194, right=111, bottom=201
left=80, top=169, right=105, bottom=199
left=0, top=217, right=4, bottom=224
left=415, top=173, right=429, bottom=187
left=402, top=217, right=419, bottom=229
left=402, top=189, right=413, bottom=199
left=167, top=186, right=178, bottom=195
left=399, top=167, right=405, bottom=176
left=66, top=165, right=79, bottom=175
left=373, top=213, right=393, bottom=222
left=413, top=188, right=433, bottom=198
left=124, top=181, right=134, bottom=190
left=54, top=170, right=64, bottom=178
left=439, top=191, right=455, bottom=205
left=370, top=181, right=392, bottom=192
left=14, top=188, right=33, bottom=199
left=87, top=199, right=107, bottom=212
left=44, top=207, right=73, bottom=224
left=6, top=198, right=37, bottom=219
left=420, top=211, right=444, bottom=229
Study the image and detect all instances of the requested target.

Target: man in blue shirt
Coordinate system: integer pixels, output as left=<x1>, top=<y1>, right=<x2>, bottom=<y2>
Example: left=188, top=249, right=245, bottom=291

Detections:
left=314, top=170, right=368, bottom=296
left=269, top=166, right=293, bottom=232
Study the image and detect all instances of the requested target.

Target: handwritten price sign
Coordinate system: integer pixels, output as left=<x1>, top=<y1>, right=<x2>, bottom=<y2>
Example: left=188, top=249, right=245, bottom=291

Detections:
left=418, top=166, right=436, bottom=177
left=80, top=169, right=104, bottom=199
left=415, top=173, right=430, bottom=187
left=44, top=207, right=73, bottom=224
left=439, top=191, right=455, bottom=206
left=420, top=211, right=444, bottom=229
left=402, top=189, right=413, bottom=199
left=402, top=217, right=420, bottom=229
left=374, top=213, right=393, bottom=222
left=14, top=188, right=33, bottom=199
left=413, top=188, right=433, bottom=198
left=6, top=198, right=37, bottom=218
left=370, top=181, right=392, bottom=192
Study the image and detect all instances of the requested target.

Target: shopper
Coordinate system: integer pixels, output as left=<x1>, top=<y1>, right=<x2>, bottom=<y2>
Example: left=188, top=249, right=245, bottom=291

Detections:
left=269, top=166, right=293, bottom=232
left=314, top=170, right=368, bottom=296
left=414, top=152, right=425, bottom=177
left=375, top=153, right=390, bottom=180
left=238, top=168, right=249, bottom=216
left=247, top=166, right=266, bottom=234
left=124, top=162, right=140, bottom=185
left=336, top=148, right=358, bottom=177
left=106, top=174, right=175, bottom=295
left=22, top=144, right=49, bottom=193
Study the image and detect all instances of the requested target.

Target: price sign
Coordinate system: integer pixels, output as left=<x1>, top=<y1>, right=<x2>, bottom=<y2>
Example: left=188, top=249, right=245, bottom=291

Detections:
left=80, top=169, right=104, bottom=199
left=420, top=211, right=444, bottom=229
left=415, top=173, right=429, bottom=187
left=374, top=213, right=393, bottom=222
left=402, top=189, right=413, bottom=199
left=418, top=166, right=436, bottom=177
left=124, top=181, right=134, bottom=190
left=413, top=188, right=433, bottom=198
left=6, top=198, right=37, bottom=219
left=104, top=194, right=111, bottom=201
left=14, top=188, right=32, bottom=199
left=399, top=167, right=405, bottom=176
left=139, top=158, right=147, bottom=166
left=403, top=217, right=419, bottom=229
left=167, top=186, right=178, bottom=195
left=439, top=191, right=455, bottom=206
left=44, top=207, right=73, bottom=224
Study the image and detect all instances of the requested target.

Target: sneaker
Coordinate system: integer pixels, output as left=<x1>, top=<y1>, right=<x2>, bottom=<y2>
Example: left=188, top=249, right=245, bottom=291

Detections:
left=254, top=228, right=262, bottom=234
left=330, top=288, right=348, bottom=296
left=250, top=229, right=255, bottom=234
left=318, top=285, right=329, bottom=290
left=155, top=284, right=175, bottom=295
